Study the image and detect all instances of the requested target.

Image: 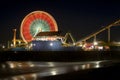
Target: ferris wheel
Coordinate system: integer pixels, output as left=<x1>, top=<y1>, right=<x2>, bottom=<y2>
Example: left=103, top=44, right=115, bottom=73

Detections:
left=20, top=11, right=58, bottom=43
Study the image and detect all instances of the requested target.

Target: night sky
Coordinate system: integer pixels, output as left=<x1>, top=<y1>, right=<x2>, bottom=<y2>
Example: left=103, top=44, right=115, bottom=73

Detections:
left=0, top=0, right=120, bottom=45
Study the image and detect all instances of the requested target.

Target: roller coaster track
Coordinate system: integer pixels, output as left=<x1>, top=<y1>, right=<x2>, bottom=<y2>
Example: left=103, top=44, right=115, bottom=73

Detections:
left=77, top=19, right=120, bottom=43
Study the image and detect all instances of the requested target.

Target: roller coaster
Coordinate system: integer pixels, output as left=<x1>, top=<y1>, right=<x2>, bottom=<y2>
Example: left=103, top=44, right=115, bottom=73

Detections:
left=76, top=19, right=120, bottom=46
left=9, top=11, right=120, bottom=51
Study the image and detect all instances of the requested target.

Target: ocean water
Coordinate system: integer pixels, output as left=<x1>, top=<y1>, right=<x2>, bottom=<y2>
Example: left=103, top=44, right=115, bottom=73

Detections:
left=0, top=51, right=120, bottom=80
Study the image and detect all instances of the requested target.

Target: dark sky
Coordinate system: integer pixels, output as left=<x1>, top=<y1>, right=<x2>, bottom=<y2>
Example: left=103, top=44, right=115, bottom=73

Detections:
left=0, top=0, right=120, bottom=45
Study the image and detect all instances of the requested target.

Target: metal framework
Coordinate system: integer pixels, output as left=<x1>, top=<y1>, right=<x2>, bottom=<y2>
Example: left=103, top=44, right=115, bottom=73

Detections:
left=77, top=19, right=120, bottom=43
left=62, top=32, right=76, bottom=46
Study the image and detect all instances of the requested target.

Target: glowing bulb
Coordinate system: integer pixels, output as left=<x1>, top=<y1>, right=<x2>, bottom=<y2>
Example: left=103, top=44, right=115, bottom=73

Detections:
left=50, top=43, right=53, bottom=46
left=94, top=41, right=98, bottom=45
left=51, top=70, right=57, bottom=75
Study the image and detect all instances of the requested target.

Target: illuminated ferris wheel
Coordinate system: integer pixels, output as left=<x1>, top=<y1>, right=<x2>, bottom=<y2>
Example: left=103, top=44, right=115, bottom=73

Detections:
left=20, top=11, right=58, bottom=43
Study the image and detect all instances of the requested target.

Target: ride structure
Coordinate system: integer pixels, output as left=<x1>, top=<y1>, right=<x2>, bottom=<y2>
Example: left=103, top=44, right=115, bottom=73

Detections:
left=76, top=19, right=120, bottom=51
left=19, top=11, right=81, bottom=51
left=20, top=11, right=58, bottom=43
left=8, top=11, right=120, bottom=51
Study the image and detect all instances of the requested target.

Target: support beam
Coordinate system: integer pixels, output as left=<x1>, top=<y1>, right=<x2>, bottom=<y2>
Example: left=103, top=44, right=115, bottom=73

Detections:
left=77, top=19, right=120, bottom=43
left=94, top=35, right=96, bottom=42
left=108, top=28, right=110, bottom=42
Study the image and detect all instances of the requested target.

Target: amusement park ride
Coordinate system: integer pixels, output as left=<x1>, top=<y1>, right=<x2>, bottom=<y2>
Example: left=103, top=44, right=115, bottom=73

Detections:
left=9, top=10, right=120, bottom=51
left=10, top=11, right=78, bottom=51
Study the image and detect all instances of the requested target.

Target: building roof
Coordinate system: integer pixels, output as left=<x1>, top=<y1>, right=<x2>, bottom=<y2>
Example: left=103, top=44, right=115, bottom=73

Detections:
left=36, top=31, right=60, bottom=36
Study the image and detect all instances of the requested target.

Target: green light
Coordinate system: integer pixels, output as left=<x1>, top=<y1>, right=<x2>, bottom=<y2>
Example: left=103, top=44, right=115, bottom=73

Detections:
left=30, top=19, right=50, bottom=37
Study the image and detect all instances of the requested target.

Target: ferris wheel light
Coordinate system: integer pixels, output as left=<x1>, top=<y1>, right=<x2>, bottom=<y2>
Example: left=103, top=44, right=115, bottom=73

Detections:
left=20, top=11, right=58, bottom=43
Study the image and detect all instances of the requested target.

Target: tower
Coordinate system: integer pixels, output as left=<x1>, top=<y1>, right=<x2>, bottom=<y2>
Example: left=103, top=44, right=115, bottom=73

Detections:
left=13, top=29, right=16, bottom=47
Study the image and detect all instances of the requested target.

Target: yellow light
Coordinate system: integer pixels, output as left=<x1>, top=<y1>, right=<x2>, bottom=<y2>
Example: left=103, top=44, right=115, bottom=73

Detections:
left=51, top=70, right=57, bottom=75
left=94, top=41, right=98, bottom=45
